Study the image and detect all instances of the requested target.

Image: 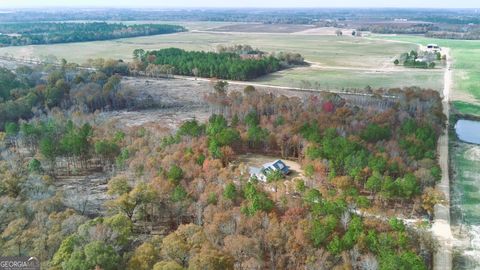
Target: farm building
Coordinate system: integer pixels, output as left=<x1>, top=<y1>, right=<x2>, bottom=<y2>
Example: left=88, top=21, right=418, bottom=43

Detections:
left=426, top=44, right=441, bottom=52
left=249, top=159, right=290, bottom=182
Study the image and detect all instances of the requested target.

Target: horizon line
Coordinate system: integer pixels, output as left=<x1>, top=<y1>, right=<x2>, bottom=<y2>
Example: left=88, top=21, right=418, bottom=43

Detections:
left=1, top=6, right=479, bottom=10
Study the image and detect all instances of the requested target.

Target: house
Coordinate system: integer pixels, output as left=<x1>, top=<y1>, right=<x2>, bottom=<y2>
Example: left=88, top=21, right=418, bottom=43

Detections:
left=249, top=159, right=290, bottom=182
left=426, top=44, right=441, bottom=52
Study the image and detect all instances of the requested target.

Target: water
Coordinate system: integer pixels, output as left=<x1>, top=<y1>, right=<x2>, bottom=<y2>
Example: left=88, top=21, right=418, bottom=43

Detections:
left=455, top=119, right=480, bottom=145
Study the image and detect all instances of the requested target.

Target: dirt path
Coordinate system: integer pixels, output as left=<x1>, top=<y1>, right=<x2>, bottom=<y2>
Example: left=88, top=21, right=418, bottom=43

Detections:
left=432, top=47, right=453, bottom=270
left=168, top=74, right=398, bottom=99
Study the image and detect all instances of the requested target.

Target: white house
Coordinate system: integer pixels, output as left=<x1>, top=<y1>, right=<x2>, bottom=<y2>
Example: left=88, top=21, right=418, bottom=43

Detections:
left=426, top=44, right=441, bottom=52
left=249, top=159, right=290, bottom=182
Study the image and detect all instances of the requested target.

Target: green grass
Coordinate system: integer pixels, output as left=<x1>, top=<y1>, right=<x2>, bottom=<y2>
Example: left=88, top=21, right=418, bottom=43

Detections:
left=372, top=35, right=480, bottom=113
left=255, top=67, right=444, bottom=91
left=453, top=101, right=480, bottom=117
left=451, top=141, right=480, bottom=224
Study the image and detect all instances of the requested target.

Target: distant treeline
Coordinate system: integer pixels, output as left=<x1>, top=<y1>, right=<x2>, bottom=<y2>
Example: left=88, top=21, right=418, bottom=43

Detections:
left=2, top=8, right=480, bottom=26
left=0, top=22, right=185, bottom=46
left=425, top=30, right=480, bottom=40
left=135, top=48, right=303, bottom=81
left=1, top=9, right=480, bottom=39
left=357, top=23, right=438, bottom=35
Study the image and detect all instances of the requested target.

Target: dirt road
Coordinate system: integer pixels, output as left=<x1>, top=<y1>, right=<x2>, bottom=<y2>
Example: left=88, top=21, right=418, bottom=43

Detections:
left=168, top=73, right=398, bottom=99
left=433, top=48, right=453, bottom=270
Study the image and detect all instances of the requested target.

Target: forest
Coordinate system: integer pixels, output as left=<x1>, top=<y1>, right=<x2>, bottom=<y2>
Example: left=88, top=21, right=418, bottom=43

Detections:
left=0, top=58, right=152, bottom=129
left=0, top=57, right=446, bottom=269
left=0, top=22, right=185, bottom=46
left=135, top=48, right=304, bottom=81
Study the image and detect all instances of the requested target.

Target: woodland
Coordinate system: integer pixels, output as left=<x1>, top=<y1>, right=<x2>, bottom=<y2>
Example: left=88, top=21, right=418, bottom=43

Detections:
left=0, top=59, right=445, bottom=269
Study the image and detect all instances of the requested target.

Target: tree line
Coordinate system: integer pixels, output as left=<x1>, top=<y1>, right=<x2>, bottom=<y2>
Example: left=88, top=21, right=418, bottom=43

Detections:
left=0, top=22, right=185, bottom=46
left=133, top=47, right=304, bottom=81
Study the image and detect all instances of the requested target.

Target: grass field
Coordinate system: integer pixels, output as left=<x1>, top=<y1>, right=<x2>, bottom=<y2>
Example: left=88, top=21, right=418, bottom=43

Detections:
left=208, top=23, right=315, bottom=33
left=451, top=140, right=480, bottom=224
left=0, top=31, right=416, bottom=67
left=0, top=26, right=445, bottom=92
left=373, top=35, right=480, bottom=109
left=255, top=66, right=444, bottom=90
left=453, top=101, right=480, bottom=117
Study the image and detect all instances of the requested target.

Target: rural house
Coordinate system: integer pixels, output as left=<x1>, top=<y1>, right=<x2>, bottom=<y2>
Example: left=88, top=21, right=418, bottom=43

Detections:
left=426, top=44, right=441, bottom=52
left=249, top=159, right=290, bottom=182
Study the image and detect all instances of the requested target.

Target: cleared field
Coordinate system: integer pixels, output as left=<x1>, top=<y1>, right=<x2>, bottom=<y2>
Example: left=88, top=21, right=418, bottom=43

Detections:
left=0, top=31, right=416, bottom=68
left=255, top=66, right=444, bottom=91
left=209, top=23, right=315, bottom=33
left=372, top=35, right=480, bottom=110
left=0, top=28, right=443, bottom=92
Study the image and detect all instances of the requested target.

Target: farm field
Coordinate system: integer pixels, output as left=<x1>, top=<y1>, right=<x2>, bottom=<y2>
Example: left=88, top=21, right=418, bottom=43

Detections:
left=255, top=66, right=444, bottom=91
left=372, top=35, right=480, bottom=112
left=0, top=28, right=445, bottom=91
left=208, top=23, right=315, bottom=33
left=0, top=31, right=415, bottom=67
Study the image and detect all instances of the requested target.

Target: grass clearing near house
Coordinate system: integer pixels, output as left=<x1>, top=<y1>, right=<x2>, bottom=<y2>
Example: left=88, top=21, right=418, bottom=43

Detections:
left=236, top=153, right=305, bottom=183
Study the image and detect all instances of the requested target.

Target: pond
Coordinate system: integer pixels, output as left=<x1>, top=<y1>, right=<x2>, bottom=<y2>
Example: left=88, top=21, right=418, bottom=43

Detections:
left=455, top=119, right=480, bottom=145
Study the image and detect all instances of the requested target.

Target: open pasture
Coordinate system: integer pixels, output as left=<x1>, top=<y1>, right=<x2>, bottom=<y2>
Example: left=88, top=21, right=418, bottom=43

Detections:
left=0, top=26, right=444, bottom=92
left=0, top=31, right=416, bottom=67
left=255, top=66, right=444, bottom=91
left=373, top=35, right=480, bottom=108
left=208, top=23, right=315, bottom=33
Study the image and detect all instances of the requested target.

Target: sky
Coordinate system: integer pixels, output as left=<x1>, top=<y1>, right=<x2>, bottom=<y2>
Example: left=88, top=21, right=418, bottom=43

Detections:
left=0, top=0, right=478, bottom=9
